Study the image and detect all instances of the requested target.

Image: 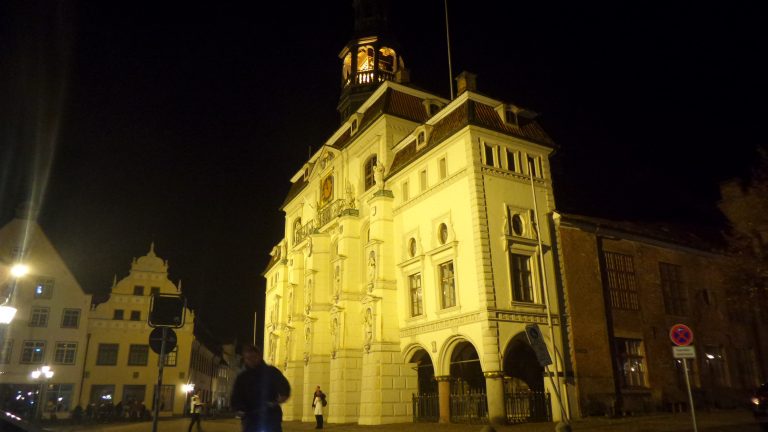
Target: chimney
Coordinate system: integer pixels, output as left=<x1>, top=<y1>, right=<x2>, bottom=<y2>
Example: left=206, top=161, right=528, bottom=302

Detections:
left=455, top=71, right=477, bottom=95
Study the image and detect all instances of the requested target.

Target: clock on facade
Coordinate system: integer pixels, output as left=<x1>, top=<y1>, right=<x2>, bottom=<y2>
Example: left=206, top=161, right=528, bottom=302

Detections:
left=322, top=175, right=333, bottom=203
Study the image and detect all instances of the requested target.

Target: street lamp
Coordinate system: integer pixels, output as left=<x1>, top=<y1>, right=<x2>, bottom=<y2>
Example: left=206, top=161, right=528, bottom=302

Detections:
left=0, top=264, right=29, bottom=324
left=30, top=365, right=54, bottom=422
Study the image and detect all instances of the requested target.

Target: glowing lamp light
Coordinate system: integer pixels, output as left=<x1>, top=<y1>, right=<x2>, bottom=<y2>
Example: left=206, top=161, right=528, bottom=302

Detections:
left=10, top=264, right=29, bottom=278
left=30, top=366, right=53, bottom=380
left=752, top=397, right=761, bottom=406
left=0, top=306, right=17, bottom=324
left=182, top=384, right=195, bottom=394
left=705, top=354, right=715, bottom=360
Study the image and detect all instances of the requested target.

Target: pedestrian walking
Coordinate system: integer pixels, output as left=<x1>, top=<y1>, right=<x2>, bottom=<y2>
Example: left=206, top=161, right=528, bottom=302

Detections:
left=188, top=389, right=204, bottom=432
left=312, top=385, right=327, bottom=429
left=231, top=344, right=291, bottom=432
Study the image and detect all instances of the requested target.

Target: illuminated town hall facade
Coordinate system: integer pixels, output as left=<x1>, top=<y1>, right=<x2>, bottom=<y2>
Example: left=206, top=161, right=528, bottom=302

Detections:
left=262, top=6, right=569, bottom=425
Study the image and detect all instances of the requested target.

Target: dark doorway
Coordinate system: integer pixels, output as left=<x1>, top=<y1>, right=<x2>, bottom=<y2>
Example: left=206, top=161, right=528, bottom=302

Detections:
left=450, top=341, right=485, bottom=393
left=503, top=334, right=544, bottom=391
left=411, top=349, right=436, bottom=394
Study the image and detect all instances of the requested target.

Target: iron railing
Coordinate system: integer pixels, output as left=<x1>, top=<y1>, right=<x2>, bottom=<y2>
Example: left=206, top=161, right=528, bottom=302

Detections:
left=449, top=390, right=488, bottom=424
left=412, top=393, right=439, bottom=422
left=504, top=390, right=552, bottom=424
left=294, top=198, right=357, bottom=245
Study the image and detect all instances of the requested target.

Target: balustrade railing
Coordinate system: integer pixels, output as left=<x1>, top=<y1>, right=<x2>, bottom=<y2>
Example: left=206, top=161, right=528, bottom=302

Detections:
left=412, top=393, right=439, bottom=422
left=294, top=199, right=357, bottom=246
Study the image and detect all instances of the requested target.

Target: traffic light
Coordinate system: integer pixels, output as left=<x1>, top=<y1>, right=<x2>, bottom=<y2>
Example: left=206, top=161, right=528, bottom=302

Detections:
left=149, top=294, right=186, bottom=328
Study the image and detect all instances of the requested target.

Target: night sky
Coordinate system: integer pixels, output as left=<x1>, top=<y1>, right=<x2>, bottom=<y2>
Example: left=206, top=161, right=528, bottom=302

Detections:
left=1, top=1, right=764, bottom=345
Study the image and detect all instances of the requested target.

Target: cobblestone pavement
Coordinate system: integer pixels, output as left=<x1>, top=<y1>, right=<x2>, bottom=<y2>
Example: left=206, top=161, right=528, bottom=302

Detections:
left=48, top=409, right=760, bottom=432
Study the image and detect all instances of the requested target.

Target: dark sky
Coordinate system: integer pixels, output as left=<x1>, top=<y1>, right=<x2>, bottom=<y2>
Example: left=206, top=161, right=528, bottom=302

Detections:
left=1, top=1, right=765, bottom=345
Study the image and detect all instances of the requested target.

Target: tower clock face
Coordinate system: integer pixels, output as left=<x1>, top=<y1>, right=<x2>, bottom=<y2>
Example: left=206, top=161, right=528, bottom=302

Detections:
left=322, top=176, right=333, bottom=202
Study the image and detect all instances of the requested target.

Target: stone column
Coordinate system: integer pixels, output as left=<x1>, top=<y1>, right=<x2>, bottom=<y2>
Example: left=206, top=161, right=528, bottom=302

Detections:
left=484, top=371, right=506, bottom=425
left=435, top=376, right=451, bottom=423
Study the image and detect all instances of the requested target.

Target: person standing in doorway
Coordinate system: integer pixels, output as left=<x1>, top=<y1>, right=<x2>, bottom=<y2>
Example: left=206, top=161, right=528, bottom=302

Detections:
left=312, top=386, right=326, bottom=429
left=188, top=389, right=204, bottom=432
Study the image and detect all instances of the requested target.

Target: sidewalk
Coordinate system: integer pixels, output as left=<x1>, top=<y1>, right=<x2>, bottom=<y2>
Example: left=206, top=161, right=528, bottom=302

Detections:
left=47, top=409, right=759, bottom=432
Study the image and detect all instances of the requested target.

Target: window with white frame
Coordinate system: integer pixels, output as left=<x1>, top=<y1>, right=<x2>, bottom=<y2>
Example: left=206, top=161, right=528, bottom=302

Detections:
left=483, top=144, right=496, bottom=167
left=604, top=252, right=639, bottom=310
left=29, top=307, right=49, bottom=327
left=54, top=342, right=77, bottom=364
left=21, top=340, right=45, bottom=364
left=439, top=261, right=456, bottom=309
left=616, top=338, right=647, bottom=388
left=61, top=309, right=80, bottom=328
left=164, top=347, right=178, bottom=366
left=510, top=253, right=535, bottom=303
left=34, top=278, right=54, bottom=299
left=409, top=273, right=423, bottom=317
left=526, top=155, right=543, bottom=178
left=505, top=148, right=519, bottom=172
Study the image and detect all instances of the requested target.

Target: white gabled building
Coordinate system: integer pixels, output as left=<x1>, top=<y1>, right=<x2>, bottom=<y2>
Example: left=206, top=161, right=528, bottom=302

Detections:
left=0, top=206, right=91, bottom=419
left=262, top=3, right=569, bottom=426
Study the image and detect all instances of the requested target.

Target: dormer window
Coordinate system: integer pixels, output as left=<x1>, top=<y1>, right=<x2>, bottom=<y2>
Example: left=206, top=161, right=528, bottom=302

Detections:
left=351, top=119, right=359, bottom=134
left=505, top=110, right=517, bottom=126
left=417, top=131, right=425, bottom=145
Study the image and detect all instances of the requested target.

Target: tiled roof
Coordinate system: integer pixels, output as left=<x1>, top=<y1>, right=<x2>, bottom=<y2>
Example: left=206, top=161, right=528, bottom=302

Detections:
left=472, top=102, right=554, bottom=146
left=280, top=177, right=309, bottom=210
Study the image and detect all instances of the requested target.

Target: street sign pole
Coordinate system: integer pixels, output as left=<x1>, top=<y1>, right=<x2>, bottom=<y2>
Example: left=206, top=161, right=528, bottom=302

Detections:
left=151, top=327, right=168, bottom=432
left=682, top=358, right=698, bottom=432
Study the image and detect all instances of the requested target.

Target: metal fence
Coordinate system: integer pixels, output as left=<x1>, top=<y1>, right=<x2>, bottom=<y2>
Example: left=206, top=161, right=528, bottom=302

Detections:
left=412, top=393, right=439, bottom=422
left=449, top=390, right=488, bottom=424
left=504, top=390, right=552, bottom=424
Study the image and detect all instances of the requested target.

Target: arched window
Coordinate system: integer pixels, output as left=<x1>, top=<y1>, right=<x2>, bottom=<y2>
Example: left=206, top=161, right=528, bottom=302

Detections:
left=293, top=218, right=302, bottom=244
left=342, top=52, right=352, bottom=82
left=357, top=46, right=374, bottom=72
left=364, top=155, right=377, bottom=191
left=378, top=47, right=397, bottom=72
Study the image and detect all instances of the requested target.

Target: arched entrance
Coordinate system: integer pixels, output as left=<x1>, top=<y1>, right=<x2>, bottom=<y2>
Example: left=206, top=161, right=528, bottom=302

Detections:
left=410, top=348, right=438, bottom=422
left=502, top=334, right=552, bottom=423
left=449, top=341, right=487, bottom=423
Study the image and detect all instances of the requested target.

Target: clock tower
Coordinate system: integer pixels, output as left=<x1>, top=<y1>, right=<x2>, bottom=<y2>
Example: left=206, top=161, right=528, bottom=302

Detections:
left=336, top=0, right=408, bottom=122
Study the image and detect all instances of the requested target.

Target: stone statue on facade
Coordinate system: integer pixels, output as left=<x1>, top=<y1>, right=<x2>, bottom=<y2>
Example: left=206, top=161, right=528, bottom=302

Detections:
left=374, top=161, right=385, bottom=189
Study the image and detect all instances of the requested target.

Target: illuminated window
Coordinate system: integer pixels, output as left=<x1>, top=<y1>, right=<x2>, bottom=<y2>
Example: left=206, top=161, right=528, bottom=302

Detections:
left=89, top=385, right=115, bottom=404
left=604, top=252, right=639, bottom=310
left=29, top=307, right=49, bottom=327
left=133, top=285, right=144, bottom=296
left=113, top=309, right=124, bottom=320
left=54, top=342, right=77, bottom=364
left=61, top=309, right=81, bottom=328
left=20, top=340, right=45, bottom=364
left=128, top=344, right=149, bottom=366
left=34, top=278, right=54, bottom=299
left=616, top=338, right=647, bottom=388
left=164, top=347, right=178, bottom=367
left=439, top=261, right=456, bottom=309
left=45, top=384, right=74, bottom=413
left=96, top=343, right=119, bottom=365
left=378, top=47, right=396, bottom=72
left=409, top=273, right=423, bottom=317
left=660, top=263, right=687, bottom=315
left=510, top=254, right=534, bottom=303
left=357, top=45, right=374, bottom=72
left=364, top=155, right=378, bottom=191
left=342, top=52, right=352, bottom=82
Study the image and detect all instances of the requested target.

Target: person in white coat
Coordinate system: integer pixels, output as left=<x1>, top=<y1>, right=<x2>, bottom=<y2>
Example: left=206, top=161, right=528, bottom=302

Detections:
left=311, top=386, right=326, bottom=429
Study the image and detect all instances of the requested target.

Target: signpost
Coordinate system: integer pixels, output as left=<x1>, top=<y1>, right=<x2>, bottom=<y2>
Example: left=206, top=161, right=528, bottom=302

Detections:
left=670, top=324, right=697, bottom=432
left=148, top=294, right=186, bottom=432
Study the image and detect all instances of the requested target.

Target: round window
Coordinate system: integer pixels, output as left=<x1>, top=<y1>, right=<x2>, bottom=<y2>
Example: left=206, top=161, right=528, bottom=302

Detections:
left=438, top=223, right=449, bottom=244
left=511, top=214, right=524, bottom=236
left=408, top=238, right=417, bottom=257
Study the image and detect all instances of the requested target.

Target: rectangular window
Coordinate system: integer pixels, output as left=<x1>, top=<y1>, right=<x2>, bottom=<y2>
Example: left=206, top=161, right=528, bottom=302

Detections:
left=409, top=273, right=423, bottom=317
left=29, top=307, right=49, bottom=327
left=44, top=384, right=74, bottom=413
left=419, top=169, right=427, bottom=192
left=604, top=252, right=639, bottom=310
left=133, top=285, right=144, bottom=296
left=150, top=287, right=160, bottom=295
left=484, top=144, right=496, bottom=167
left=510, top=253, right=534, bottom=303
left=34, top=278, right=54, bottom=299
left=438, top=157, right=447, bottom=179
left=54, top=342, right=77, bottom=364
left=660, top=262, right=687, bottom=315
left=402, top=181, right=409, bottom=202
left=152, top=384, right=175, bottom=412
left=526, top=155, right=542, bottom=178
left=130, top=310, right=141, bottom=321
left=616, top=338, right=647, bottom=388
left=20, top=340, right=45, bottom=364
left=164, top=347, right=178, bottom=366
left=89, top=385, right=115, bottom=404
left=439, top=261, right=456, bottom=309
left=0, top=339, right=13, bottom=364
left=96, top=343, right=119, bottom=365
left=128, top=344, right=149, bottom=366
left=506, top=149, right=518, bottom=172
left=61, top=309, right=81, bottom=328
left=113, top=309, right=124, bottom=320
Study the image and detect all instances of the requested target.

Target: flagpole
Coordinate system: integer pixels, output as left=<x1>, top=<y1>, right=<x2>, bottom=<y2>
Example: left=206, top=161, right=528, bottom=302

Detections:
left=444, top=0, right=454, bottom=100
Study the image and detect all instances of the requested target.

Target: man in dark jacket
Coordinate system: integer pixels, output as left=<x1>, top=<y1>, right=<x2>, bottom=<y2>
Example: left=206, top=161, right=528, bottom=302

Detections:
left=231, top=344, right=291, bottom=432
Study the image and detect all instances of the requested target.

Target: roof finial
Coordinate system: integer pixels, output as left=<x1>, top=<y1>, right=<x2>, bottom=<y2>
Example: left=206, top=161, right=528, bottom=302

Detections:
left=177, top=279, right=182, bottom=292
left=149, top=242, right=156, bottom=256
left=112, top=275, right=117, bottom=289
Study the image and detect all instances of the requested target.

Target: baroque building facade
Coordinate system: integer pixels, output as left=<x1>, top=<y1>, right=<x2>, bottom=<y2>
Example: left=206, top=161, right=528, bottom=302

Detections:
left=263, top=9, right=569, bottom=425
left=0, top=207, right=92, bottom=419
